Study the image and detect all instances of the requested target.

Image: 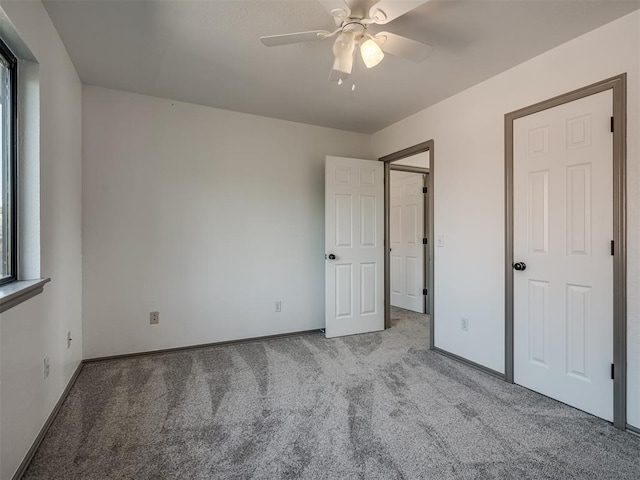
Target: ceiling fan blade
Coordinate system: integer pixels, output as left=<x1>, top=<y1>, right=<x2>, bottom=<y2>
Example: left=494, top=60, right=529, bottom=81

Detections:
left=260, top=30, right=329, bottom=47
left=369, top=0, right=430, bottom=24
left=346, top=0, right=381, bottom=19
left=318, top=0, right=351, bottom=18
left=376, top=31, right=433, bottom=62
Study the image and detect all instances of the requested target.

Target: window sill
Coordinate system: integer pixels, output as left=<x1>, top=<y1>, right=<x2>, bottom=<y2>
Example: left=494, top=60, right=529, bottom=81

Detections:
left=0, top=278, right=50, bottom=314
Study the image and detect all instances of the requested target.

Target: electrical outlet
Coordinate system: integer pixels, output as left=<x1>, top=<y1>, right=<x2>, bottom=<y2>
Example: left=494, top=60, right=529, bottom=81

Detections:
left=43, top=356, right=50, bottom=379
left=67, top=331, right=72, bottom=349
left=275, top=301, right=282, bottom=313
left=150, top=311, right=160, bottom=324
left=461, top=317, right=469, bottom=332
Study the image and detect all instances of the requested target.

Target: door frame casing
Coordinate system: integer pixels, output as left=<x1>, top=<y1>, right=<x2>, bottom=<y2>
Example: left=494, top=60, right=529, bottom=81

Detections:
left=504, top=74, right=627, bottom=429
left=380, top=140, right=434, bottom=348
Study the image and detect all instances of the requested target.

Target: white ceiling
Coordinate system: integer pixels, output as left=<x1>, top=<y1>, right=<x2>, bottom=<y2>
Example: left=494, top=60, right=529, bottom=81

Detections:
left=42, top=0, right=640, bottom=133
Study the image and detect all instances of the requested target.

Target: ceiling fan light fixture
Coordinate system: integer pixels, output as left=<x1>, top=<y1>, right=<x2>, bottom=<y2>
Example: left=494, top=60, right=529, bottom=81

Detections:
left=332, top=54, right=354, bottom=76
left=333, top=31, right=355, bottom=57
left=332, top=31, right=356, bottom=74
left=360, top=38, right=384, bottom=68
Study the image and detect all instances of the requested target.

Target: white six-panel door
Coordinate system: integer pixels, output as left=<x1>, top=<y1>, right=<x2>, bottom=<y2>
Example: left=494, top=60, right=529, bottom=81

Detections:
left=390, top=172, right=425, bottom=313
left=325, top=156, right=384, bottom=338
left=513, top=90, right=613, bottom=420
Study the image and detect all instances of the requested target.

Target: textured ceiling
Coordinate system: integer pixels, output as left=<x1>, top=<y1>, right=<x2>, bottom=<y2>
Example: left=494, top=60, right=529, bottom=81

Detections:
left=42, top=0, right=640, bottom=133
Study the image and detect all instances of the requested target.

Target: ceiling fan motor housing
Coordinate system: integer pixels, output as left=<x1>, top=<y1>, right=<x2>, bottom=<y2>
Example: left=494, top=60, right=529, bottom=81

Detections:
left=341, top=21, right=367, bottom=42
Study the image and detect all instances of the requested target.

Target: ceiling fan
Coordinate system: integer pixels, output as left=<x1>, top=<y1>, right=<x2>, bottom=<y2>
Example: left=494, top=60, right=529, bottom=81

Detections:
left=260, top=0, right=433, bottom=85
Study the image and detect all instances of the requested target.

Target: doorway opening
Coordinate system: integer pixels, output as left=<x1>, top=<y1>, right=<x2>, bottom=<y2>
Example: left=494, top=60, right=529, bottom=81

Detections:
left=380, top=141, right=434, bottom=348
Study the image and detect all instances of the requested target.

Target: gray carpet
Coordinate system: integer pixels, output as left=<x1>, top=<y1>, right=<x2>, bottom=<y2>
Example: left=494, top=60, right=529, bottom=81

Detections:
left=24, top=307, right=640, bottom=479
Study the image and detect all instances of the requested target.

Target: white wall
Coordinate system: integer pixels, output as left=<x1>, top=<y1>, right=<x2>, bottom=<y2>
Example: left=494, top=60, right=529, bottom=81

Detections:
left=372, top=11, right=640, bottom=428
left=0, top=1, right=82, bottom=478
left=82, top=86, right=372, bottom=359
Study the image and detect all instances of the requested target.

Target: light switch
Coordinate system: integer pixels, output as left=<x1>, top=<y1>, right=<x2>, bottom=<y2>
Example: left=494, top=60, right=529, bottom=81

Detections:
left=437, top=234, right=445, bottom=247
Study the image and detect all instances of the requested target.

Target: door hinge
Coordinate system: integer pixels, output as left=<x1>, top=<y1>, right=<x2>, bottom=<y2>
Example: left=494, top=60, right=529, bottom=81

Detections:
left=610, top=116, right=614, bottom=133
left=422, top=186, right=428, bottom=194
left=423, top=288, right=428, bottom=296
left=611, top=240, right=615, bottom=256
left=611, top=363, right=615, bottom=380
left=423, top=237, right=428, bottom=245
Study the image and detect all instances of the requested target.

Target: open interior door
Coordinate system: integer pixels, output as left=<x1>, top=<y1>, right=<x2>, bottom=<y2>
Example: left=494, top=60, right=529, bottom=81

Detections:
left=325, top=156, right=384, bottom=338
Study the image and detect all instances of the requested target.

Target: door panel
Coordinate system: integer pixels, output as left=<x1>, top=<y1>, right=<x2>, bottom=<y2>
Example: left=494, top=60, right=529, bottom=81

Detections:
left=390, top=172, right=425, bottom=313
left=527, top=279, right=549, bottom=367
left=325, top=156, right=384, bottom=338
left=513, top=90, right=613, bottom=421
left=335, top=264, right=352, bottom=318
left=566, top=284, right=591, bottom=380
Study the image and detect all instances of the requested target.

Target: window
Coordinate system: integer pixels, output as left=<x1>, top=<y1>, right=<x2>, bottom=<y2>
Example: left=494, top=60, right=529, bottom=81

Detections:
left=0, top=38, right=16, bottom=285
